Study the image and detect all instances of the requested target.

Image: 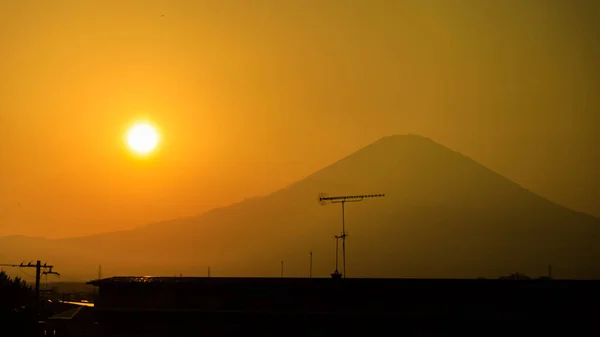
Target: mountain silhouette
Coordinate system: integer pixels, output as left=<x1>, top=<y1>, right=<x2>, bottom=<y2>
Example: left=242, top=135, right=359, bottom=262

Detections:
left=1, top=135, right=598, bottom=280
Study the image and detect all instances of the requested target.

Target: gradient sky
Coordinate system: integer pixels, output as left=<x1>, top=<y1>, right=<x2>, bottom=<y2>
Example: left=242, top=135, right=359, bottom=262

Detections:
left=0, top=0, right=598, bottom=238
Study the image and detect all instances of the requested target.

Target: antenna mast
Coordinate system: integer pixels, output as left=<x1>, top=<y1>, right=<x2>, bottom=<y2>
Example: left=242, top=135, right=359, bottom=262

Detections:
left=319, top=193, right=385, bottom=279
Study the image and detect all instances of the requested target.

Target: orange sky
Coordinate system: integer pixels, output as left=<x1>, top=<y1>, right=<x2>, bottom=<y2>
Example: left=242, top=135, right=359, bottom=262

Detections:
left=0, top=0, right=598, bottom=238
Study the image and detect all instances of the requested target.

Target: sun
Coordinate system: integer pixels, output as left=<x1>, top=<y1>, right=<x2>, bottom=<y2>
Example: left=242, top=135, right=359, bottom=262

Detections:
left=126, top=122, right=160, bottom=155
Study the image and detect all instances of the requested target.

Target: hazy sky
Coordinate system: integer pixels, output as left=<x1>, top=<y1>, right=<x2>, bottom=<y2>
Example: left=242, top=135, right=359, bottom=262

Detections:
left=0, top=0, right=598, bottom=238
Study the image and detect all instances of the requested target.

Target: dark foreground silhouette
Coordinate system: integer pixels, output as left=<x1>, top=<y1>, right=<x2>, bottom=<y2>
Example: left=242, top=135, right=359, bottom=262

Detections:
left=25, top=276, right=600, bottom=336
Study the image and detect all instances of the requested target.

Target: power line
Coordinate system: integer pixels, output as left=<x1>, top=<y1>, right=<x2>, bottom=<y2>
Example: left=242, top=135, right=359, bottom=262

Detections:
left=0, top=260, right=60, bottom=303
left=17, top=267, right=34, bottom=279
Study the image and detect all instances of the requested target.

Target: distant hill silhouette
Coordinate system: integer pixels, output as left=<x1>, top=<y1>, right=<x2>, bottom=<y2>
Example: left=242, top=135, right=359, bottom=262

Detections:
left=1, top=135, right=599, bottom=280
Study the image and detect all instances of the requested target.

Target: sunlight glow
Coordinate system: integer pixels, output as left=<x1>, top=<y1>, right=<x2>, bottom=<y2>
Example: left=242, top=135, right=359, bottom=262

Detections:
left=126, top=122, right=160, bottom=155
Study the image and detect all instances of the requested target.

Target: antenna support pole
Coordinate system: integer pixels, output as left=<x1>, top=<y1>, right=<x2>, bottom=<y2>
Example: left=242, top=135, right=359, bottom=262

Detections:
left=309, top=251, right=313, bottom=278
left=319, top=193, right=385, bottom=279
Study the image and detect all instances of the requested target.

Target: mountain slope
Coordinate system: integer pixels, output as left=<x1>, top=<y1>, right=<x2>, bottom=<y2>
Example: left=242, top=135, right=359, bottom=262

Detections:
left=1, top=135, right=598, bottom=280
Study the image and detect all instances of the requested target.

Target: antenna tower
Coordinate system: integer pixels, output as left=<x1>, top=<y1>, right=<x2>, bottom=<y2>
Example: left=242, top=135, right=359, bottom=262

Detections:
left=319, top=193, right=385, bottom=278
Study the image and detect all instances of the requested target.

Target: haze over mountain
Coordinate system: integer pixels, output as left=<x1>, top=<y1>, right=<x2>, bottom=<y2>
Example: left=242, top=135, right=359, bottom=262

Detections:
left=1, top=135, right=598, bottom=281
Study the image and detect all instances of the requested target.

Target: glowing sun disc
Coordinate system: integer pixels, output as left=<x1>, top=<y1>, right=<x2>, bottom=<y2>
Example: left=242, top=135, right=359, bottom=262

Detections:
left=126, top=123, right=159, bottom=155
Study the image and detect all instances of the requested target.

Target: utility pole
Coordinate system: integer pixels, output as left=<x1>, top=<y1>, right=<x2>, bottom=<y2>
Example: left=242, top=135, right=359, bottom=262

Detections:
left=319, top=193, right=385, bottom=279
left=35, top=261, right=41, bottom=300
left=208, top=266, right=211, bottom=278
left=281, top=261, right=284, bottom=278
left=0, top=261, right=60, bottom=303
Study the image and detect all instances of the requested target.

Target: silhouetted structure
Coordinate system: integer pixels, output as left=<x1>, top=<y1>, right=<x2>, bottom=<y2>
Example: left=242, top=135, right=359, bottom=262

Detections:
left=86, top=276, right=600, bottom=336
left=319, top=193, right=385, bottom=279
left=0, top=261, right=60, bottom=303
left=499, top=272, right=532, bottom=280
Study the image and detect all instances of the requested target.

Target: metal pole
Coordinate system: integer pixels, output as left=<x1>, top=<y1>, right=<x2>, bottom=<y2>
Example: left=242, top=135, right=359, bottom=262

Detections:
left=318, top=193, right=384, bottom=280
left=310, top=251, right=313, bottom=278
left=35, top=260, right=41, bottom=303
left=335, top=237, right=338, bottom=272
left=342, top=201, right=346, bottom=279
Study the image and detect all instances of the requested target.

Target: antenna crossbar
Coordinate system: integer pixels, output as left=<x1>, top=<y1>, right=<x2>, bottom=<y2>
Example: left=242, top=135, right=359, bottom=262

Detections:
left=319, top=194, right=385, bottom=204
